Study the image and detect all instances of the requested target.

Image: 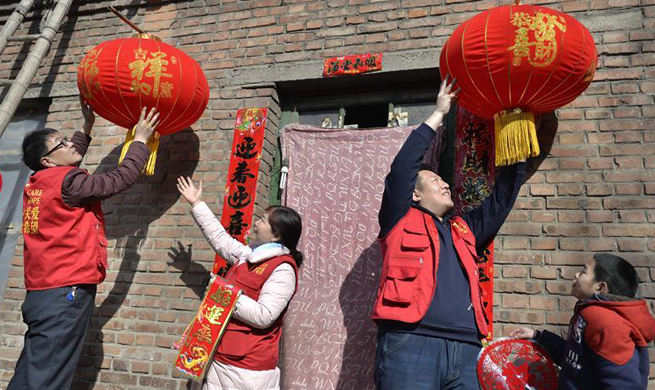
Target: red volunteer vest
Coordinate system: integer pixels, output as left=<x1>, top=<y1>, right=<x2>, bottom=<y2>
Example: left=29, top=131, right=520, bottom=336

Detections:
left=214, top=254, right=298, bottom=371
left=23, top=166, right=107, bottom=290
left=371, top=207, right=488, bottom=336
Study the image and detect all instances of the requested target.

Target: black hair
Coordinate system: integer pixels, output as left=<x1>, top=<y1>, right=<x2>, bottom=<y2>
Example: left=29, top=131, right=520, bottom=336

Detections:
left=592, top=253, right=639, bottom=298
left=22, top=128, right=58, bottom=171
left=267, top=205, right=304, bottom=267
left=419, top=163, right=434, bottom=172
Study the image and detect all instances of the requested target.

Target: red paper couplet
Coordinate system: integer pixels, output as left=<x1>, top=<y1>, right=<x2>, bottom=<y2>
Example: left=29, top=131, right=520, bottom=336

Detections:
left=213, top=108, right=267, bottom=275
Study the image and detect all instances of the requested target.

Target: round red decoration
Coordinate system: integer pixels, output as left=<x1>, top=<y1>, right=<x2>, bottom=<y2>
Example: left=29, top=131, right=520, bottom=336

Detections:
left=77, top=34, right=208, bottom=135
left=77, top=34, right=209, bottom=174
left=478, top=339, right=558, bottom=390
left=440, top=4, right=597, bottom=165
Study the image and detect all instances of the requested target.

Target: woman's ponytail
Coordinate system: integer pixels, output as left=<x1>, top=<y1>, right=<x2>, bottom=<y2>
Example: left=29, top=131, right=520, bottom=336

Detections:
left=289, top=248, right=304, bottom=268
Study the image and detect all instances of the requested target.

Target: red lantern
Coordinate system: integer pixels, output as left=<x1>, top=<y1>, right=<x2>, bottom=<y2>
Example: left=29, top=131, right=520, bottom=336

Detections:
left=77, top=34, right=209, bottom=174
left=440, top=2, right=597, bottom=166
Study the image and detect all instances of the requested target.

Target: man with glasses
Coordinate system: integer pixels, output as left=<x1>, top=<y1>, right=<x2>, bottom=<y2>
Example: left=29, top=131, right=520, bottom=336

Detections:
left=8, top=98, right=160, bottom=390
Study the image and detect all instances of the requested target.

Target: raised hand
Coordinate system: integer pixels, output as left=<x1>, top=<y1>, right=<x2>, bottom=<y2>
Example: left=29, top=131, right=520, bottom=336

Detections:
left=80, top=95, right=95, bottom=135
left=134, top=107, right=160, bottom=144
left=435, top=74, right=460, bottom=115
left=425, top=74, right=461, bottom=131
left=177, top=176, right=203, bottom=206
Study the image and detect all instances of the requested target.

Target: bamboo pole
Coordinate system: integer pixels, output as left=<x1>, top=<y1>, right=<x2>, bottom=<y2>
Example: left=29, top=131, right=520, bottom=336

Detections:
left=0, top=0, right=74, bottom=140
left=0, top=0, right=36, bottom=60
left=108, top=6, right=145, bottom=34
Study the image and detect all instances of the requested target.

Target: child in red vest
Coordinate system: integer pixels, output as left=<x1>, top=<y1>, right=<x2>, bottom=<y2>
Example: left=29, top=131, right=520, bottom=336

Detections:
left=177, top=176, right=304, bottom=390
left=8, top=101, right=159, bottom=390
left=511, top=253, right=655, bottom=390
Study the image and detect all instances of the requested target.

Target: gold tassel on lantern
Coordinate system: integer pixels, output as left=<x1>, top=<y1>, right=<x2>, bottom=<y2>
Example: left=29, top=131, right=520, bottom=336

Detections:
left=118, top=126, right=160, bottom=176
left=493, top=108, right=540, bottom=167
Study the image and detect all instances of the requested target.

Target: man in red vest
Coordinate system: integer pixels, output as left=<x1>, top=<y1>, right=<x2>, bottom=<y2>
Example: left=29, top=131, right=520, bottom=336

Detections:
left=372, top=76, right=527, bottom=390
left=8, top=99, right=160, bottom=390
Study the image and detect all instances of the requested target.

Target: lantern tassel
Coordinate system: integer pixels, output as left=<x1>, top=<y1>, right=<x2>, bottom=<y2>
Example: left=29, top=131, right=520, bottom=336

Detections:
left=118, top=126, right=160, bottom=176
left=493, top=109, right=540, bottom=167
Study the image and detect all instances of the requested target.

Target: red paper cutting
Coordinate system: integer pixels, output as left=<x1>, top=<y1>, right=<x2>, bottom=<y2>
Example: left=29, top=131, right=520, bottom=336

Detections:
left=478, top=339, right=558, bottom=390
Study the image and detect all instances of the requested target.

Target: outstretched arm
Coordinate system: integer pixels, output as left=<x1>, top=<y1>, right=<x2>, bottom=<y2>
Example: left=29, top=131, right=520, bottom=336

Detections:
left=461, top=162, right=526, bottom=251
left=378, top=76, right=458, bottom=237
left=178, top=177, right=251, bottom=264
left=68, top=96, right=97, bottom=158
left=511, top=327, right=567, bottom=366
left=378, top=125, right=435, bottom=237
left=62, top=107, right=160, bottom=207
left=536, top=330, right=567, bottom=366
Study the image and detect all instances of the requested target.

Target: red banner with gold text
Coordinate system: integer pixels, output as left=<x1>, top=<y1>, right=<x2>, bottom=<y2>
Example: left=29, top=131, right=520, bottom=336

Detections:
left=174, top=278, right=241, bottom=382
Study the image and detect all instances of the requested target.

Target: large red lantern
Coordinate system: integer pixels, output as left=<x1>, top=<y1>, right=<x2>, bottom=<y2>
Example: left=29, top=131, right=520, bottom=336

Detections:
left=440, top=1, right=597, bottom=166
left=77, top=34, right=209, bottom=174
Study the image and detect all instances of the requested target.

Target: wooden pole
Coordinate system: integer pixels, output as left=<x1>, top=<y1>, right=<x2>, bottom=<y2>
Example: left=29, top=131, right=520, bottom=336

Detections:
left=0, top=0, right=74, bottom=140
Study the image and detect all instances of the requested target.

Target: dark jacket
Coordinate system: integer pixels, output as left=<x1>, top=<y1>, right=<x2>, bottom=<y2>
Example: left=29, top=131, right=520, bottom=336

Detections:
left=537, top=297, right=655, bottom=390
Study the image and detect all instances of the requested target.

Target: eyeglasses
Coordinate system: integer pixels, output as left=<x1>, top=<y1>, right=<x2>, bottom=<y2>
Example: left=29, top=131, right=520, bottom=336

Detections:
left=42, top=136, right=69, bottom=158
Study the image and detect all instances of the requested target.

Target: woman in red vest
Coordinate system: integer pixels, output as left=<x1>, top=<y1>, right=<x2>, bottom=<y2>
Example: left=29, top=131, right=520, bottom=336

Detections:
left=177, top=176, right=303, bottom=390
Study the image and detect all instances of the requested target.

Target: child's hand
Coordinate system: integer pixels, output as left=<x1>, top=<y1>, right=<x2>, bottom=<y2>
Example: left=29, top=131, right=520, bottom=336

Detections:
left=510, top=327, right=536, bottom=339
left=177, top=176, right=203, bottom=206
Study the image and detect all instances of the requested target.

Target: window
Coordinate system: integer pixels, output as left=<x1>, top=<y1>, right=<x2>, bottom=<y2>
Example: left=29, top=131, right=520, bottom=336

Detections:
left=269, top=69, right=456, bottom=204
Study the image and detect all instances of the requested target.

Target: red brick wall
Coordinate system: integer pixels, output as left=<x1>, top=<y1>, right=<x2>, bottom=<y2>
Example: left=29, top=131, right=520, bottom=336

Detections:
left=0, top=1, right=653, bottom=389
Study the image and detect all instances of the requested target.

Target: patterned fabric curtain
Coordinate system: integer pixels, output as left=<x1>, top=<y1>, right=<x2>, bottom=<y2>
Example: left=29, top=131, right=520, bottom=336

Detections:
left=280, top=124, right=414, bottom=390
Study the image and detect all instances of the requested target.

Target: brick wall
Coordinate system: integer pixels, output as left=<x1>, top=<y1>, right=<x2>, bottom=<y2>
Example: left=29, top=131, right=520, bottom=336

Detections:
left=0, top=0, right=653, bottom=389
